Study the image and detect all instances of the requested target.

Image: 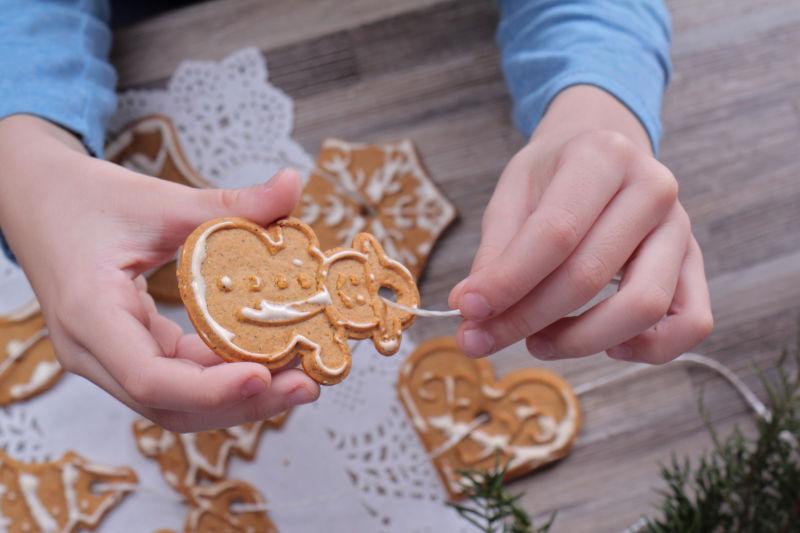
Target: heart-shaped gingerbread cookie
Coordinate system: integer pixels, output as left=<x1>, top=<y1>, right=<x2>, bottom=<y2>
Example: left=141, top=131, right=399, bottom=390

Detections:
left=398, top=337, right=581, bottom=499
left=178, top=217, right=420, bottom=385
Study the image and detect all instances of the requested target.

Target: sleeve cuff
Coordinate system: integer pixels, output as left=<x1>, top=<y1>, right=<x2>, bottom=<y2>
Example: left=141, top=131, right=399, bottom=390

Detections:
left=514, top=70, right=664, bottom=154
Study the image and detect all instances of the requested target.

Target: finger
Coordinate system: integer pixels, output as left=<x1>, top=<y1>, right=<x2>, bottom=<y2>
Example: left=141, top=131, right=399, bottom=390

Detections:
left=151, top=369, right=320, bottom=432
left=459, top=161, right=677, bottom=357
left=71, top=284, right=275, bottom=412
left=63, top=345, right=317, bottom=433
left=450, top=147, right=542, bottom=308
left=606, top=238, right=713, bottom=364
left=173, top=333, right=226, bottom=367
left=456, top=132, right=636, bottom=321
left=527, top=205, right=690, bottom=358
left=158, top=168, right=302, bottom=249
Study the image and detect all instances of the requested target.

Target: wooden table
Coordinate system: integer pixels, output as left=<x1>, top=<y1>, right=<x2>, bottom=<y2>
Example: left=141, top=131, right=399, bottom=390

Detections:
left=112, top=1, right=800, bottom=530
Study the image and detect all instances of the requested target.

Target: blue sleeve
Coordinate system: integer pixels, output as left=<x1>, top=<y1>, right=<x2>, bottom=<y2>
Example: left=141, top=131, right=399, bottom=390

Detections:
left=496, top=0, right=672, bottom=151
left=0, top=0, right=117, bottom=157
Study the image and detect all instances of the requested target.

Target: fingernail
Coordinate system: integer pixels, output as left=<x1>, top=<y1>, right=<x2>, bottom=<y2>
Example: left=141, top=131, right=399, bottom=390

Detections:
left=607, top=344, right=633, bottom=360
left=288, top=386, right=317, bottom=406
left=462, top=328, right=495, bottom=357
left=528, top=336, right=556, bottom=360
left=241, top=376, right=268, bottom=398
left=460, top=292, right=492, bottom=321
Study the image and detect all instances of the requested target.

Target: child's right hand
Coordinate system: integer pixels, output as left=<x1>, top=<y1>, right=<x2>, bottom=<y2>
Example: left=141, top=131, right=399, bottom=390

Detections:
left=0, top=115, right=320, bottom=432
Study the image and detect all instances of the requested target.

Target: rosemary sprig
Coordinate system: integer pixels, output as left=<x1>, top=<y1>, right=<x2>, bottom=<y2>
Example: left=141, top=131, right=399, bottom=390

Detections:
left=449, top=455, right=554, bottom=533
left=643, top=341, right=800, bottom=532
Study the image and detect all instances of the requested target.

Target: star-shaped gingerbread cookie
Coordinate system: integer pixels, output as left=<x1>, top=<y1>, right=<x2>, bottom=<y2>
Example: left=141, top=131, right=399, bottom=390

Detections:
left=295, top=139, right=457, bottom=279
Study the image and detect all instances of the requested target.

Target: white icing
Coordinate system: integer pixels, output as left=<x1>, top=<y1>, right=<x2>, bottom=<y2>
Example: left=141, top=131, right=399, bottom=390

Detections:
left=291, top=258, right=303, bottom=267
left=376, top=336, right=400, bottom=352
left=10, top=360, right=61, bottom=399
left=0, top=326, right=50, bottom=380
left=381, top=299, right=460, bottom=318
left=429, top=398, right=578, bottom=479
left=19, top=473, right=59, bottom=532
left=481, top=386, right=504, bottom=399
left=240, top=289, right=332, bottom=323
left=220, top=276, right=233, bottom=290
left=104, top=116, right=207, bottom=188
left=399, top=386, right=427, bottom=431
left=314, top=352, right=348, bottom=376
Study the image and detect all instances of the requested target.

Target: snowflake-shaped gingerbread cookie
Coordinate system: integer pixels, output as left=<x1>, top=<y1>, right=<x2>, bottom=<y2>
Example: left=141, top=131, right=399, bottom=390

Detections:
left=295, top=139, right=457, bottom=279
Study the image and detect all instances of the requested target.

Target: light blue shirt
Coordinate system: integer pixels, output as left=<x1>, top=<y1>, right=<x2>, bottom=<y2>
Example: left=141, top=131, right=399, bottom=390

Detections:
left=0, top=0, right=671, bottom=261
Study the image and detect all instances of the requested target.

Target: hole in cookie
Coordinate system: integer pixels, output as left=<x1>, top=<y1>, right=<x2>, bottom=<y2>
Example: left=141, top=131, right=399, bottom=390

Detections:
left=474, top=410, right=492, bottom=425
left=379, top=286, right=397, bottom=302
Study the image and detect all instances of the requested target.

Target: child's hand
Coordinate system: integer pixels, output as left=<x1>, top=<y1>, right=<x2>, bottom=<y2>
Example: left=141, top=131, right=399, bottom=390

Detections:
left=0, top=115, right=320, bottom=431
left=450, top=86, right=713, bottom=364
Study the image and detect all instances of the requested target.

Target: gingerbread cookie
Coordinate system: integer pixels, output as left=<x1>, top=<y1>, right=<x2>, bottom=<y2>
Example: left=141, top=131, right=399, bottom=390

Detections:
left=398, top=337, right=581, bottom=499
left=177, top=217, right=420, bottom=385
left=295, top=139, right=457, bottom=279
left=106, top=115, right=209, bottom=303
left=0, top=300, right=63, bottom=406
left=133, top=413, right=288, bottom=495
left=0, top=449, right=138, bottom=532
left=183, top=480, right=276, bottom=533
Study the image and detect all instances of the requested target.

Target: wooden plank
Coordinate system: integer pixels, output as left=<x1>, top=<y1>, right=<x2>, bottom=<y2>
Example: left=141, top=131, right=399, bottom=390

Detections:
left=112, top=0, right=451, bottom=87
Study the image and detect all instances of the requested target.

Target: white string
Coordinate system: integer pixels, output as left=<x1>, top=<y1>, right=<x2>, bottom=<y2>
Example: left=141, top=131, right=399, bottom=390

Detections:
left=575, top=352, right=771, bottom=421
left=382, top=298, right=462, bottom=318
left=426, top=412, right=491, bottom=461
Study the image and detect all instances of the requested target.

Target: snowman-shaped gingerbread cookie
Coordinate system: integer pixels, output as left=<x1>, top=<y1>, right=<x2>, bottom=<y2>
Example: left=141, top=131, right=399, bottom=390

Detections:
left=178, top=217, right=420, bottom=384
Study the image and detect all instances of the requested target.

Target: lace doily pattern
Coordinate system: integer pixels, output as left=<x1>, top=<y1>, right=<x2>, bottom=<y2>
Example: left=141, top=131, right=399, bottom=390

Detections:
left=109, top=47, right=314, bottom=188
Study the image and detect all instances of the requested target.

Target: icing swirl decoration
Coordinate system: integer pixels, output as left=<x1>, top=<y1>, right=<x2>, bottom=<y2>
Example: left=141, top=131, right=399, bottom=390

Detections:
left=295, top=138, right=457, bottom=280
left=397, top=337, right=581, bottom=499
left=177, top=217, right=420, bottom=385
left=0, top=300, right=63, bottom=406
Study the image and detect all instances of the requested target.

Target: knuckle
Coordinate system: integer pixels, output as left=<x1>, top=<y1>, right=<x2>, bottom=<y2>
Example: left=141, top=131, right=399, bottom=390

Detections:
left=691, top=309, right=715, bottom=341
left=566, top=254, right=610, bottom=301
left=646, top=164, right=679, bottom=207
left=506, top=311, right=536, bottom=340
left=124, top=372, right=155, bottom=407
left=563, top=129, right=635, bottom=163
left=196, top=386, right=227, bottom=411
left=216, top=188, right=241, bottom=212
left=542, top=210, right=582, bottom=256
left=632, top=283, right=672, bottom=324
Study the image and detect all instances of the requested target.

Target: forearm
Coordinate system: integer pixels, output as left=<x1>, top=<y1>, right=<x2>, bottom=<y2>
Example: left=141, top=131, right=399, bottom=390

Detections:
left=497, top=0, right=672, bottom=152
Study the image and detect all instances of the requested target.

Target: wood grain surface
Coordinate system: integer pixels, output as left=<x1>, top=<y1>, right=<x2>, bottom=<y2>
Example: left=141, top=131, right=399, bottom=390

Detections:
left=112, top=1, right=800, bottom=530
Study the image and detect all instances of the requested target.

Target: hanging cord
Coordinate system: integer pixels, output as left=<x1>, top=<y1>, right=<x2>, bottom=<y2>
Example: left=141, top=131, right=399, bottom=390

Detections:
left=382, top=298, right=462, bottom=318
left=575, top=352, right=770, bottom=421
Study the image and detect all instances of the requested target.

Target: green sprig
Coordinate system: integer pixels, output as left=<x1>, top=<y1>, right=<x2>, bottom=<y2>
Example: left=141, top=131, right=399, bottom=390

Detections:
left=449, top=455, right=554, bottom=533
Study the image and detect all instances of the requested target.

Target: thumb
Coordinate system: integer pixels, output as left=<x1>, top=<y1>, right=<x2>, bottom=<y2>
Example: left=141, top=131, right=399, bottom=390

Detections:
left=163, top=168, right=303, bottom=241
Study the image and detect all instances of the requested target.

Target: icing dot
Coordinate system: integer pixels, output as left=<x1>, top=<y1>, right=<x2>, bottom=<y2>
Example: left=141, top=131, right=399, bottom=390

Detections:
left=356, top=294, right=366, bottom=305
left=292, top=258, right=303, bottom=267
left=217, top=276, right=233, bottom=291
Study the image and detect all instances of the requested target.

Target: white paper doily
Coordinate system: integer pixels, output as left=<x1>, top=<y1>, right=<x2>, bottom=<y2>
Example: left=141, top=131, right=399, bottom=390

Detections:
left=108, top=47, right=314, bottom=187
